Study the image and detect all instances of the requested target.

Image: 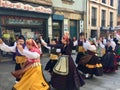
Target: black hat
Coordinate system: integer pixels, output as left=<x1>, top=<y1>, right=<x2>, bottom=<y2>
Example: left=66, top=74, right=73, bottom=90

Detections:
left=79, top=32, right=84, bottom=36
left=18, top=35, right=25, bottom=41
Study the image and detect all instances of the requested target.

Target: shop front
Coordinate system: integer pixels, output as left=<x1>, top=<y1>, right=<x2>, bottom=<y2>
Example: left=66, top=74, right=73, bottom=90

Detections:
left=0, top=0, right=52, bottom=59
left=53, top=8, right=82, bottom=39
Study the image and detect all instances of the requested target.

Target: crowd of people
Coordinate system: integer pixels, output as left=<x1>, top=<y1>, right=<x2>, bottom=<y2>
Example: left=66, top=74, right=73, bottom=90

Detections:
left=0, top=30, right=120, bottom=90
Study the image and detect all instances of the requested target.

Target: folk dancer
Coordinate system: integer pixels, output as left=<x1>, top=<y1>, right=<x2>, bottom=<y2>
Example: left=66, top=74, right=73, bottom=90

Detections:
left=45, top=39, right=61, bottom=74
left=12, top=39, right=50, bottom=90
left=47, top=34, right=85, bottom=90
left=0, top=35, right=26, bottom=82
left=102, top=40, right=118, bottom=73
left=76, top=38, right=103, bottom=78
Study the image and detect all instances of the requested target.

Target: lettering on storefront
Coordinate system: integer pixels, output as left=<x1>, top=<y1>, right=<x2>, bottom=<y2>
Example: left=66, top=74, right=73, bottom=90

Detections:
left=2, top=16, right=43, bottom=25
left=0, top=0, right=52, bottom=14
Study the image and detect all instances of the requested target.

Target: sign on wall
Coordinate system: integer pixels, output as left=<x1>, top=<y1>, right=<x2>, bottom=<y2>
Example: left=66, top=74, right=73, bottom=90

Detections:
left=0, top=0, right=52, bottom=14
left=80, top=20, right=84, bottom=33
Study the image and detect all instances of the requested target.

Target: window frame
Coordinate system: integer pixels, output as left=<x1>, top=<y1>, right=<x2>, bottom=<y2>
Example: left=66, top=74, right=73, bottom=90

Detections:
left=102, top=0, right=106, bottom=3
left=110, top=12, right=113, bottom=27
left=91, top=7, right=97, bottom=26
left=101, top=10, right=106, bottom=27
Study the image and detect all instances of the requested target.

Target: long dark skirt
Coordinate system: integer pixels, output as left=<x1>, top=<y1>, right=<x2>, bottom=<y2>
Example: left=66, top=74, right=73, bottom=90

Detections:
left=77, top=55, right=103, bottom=76
left=102, top=52, right=117, bottom=73
left=51, top=56, right=85, bottom=90
left=45, top=59, right=57, bottom=72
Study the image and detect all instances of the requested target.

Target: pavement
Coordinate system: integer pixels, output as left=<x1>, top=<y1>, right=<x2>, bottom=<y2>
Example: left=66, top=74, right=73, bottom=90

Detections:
left=0, top=54, right=120, bottom=90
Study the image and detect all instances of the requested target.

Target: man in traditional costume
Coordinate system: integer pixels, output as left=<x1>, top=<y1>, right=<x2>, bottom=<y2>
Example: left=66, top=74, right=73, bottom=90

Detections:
left=0, top=35, right=26, bottom=82
left=45, top=39, right=60, bottom=73
left=74, top=32, right=90, bottom=64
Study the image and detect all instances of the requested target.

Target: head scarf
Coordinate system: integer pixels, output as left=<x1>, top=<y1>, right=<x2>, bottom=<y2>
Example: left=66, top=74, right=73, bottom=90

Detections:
left=62, top=35, right=70, bottom=44
left=26, top=39, right=38, bottom=48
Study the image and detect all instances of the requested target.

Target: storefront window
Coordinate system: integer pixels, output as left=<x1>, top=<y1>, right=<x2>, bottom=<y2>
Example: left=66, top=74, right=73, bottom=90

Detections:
left=52, top=22, right=61, bottom=39
left=1, top=16, right=47, bottom=40
left=0, top=16, right=48, bottom=58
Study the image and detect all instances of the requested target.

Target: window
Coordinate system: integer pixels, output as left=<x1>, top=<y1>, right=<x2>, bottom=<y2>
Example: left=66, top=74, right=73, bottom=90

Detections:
left=91, top=7, right=97, bottom=26
left=101, top=10, right=106, bottom=27
left=118, top=0, right=120, bottom=15
left=110, top=0, right=113, bottom=6
left=110, top=12, right=113, bottom=27
left=102, top=0, right=106, bottom=3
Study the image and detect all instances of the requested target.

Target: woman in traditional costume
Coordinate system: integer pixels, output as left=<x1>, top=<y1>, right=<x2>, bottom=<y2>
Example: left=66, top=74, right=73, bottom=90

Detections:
left=102, top=40, right=117, bottom=73
left=12, top=39, right=50, bottom=90
left=96, top=37, right=105, bottom=61
left=47, top=35, right=85, bottom=90
left=77, top=39, right=103, bottom=78
left=114, top=38, right=120, bottom=66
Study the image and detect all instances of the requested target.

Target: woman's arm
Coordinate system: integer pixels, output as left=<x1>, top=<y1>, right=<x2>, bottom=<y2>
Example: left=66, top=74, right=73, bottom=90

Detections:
left=17, top=45, right=40, bottom=59
left=48, top=44, right=63, bottom=48
left=21, top=50, right=40, bottom=59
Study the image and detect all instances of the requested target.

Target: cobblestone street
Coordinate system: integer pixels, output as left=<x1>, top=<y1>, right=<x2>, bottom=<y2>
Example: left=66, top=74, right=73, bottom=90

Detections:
left=0, top=55, right=120, bottom=90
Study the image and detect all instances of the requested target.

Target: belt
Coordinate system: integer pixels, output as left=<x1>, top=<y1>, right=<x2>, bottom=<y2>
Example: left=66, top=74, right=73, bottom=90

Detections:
left=50, top=54, right=58, bottom=60
left=78, top=46, right=85, bottom=52
left=31, top=62, right=41, bottom=68
left=16, top=56, right=26, bottom=64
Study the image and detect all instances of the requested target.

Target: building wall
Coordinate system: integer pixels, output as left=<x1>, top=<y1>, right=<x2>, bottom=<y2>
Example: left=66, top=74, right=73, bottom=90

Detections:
left=52, top=0, right=87, bottom=39
left=117, top=16, right=120, bottom=25
left=52, top=0, right=86, bottom=12
left=117, top=0, right=120, bottom=25
left=87, top=0, right=118, bottom=38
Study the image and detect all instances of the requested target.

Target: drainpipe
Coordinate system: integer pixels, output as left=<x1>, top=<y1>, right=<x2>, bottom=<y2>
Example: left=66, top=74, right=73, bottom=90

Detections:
left=86, top=0, right=88, bottom=38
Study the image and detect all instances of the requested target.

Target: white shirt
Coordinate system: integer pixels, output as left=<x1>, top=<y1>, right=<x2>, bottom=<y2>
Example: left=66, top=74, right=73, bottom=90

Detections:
left=115, top=33, right=120, bottom=40
left=0, top=43, right=28, bottom=52
left=18, top=49, right=40, bottom=59
left=74, top=40, right=91, bottom=51
left=110, top=40, right=116, bottom=50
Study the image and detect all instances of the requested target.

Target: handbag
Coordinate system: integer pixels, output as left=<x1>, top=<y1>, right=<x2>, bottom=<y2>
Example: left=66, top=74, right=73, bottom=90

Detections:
left=53, top=55, right=69, bottom=76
